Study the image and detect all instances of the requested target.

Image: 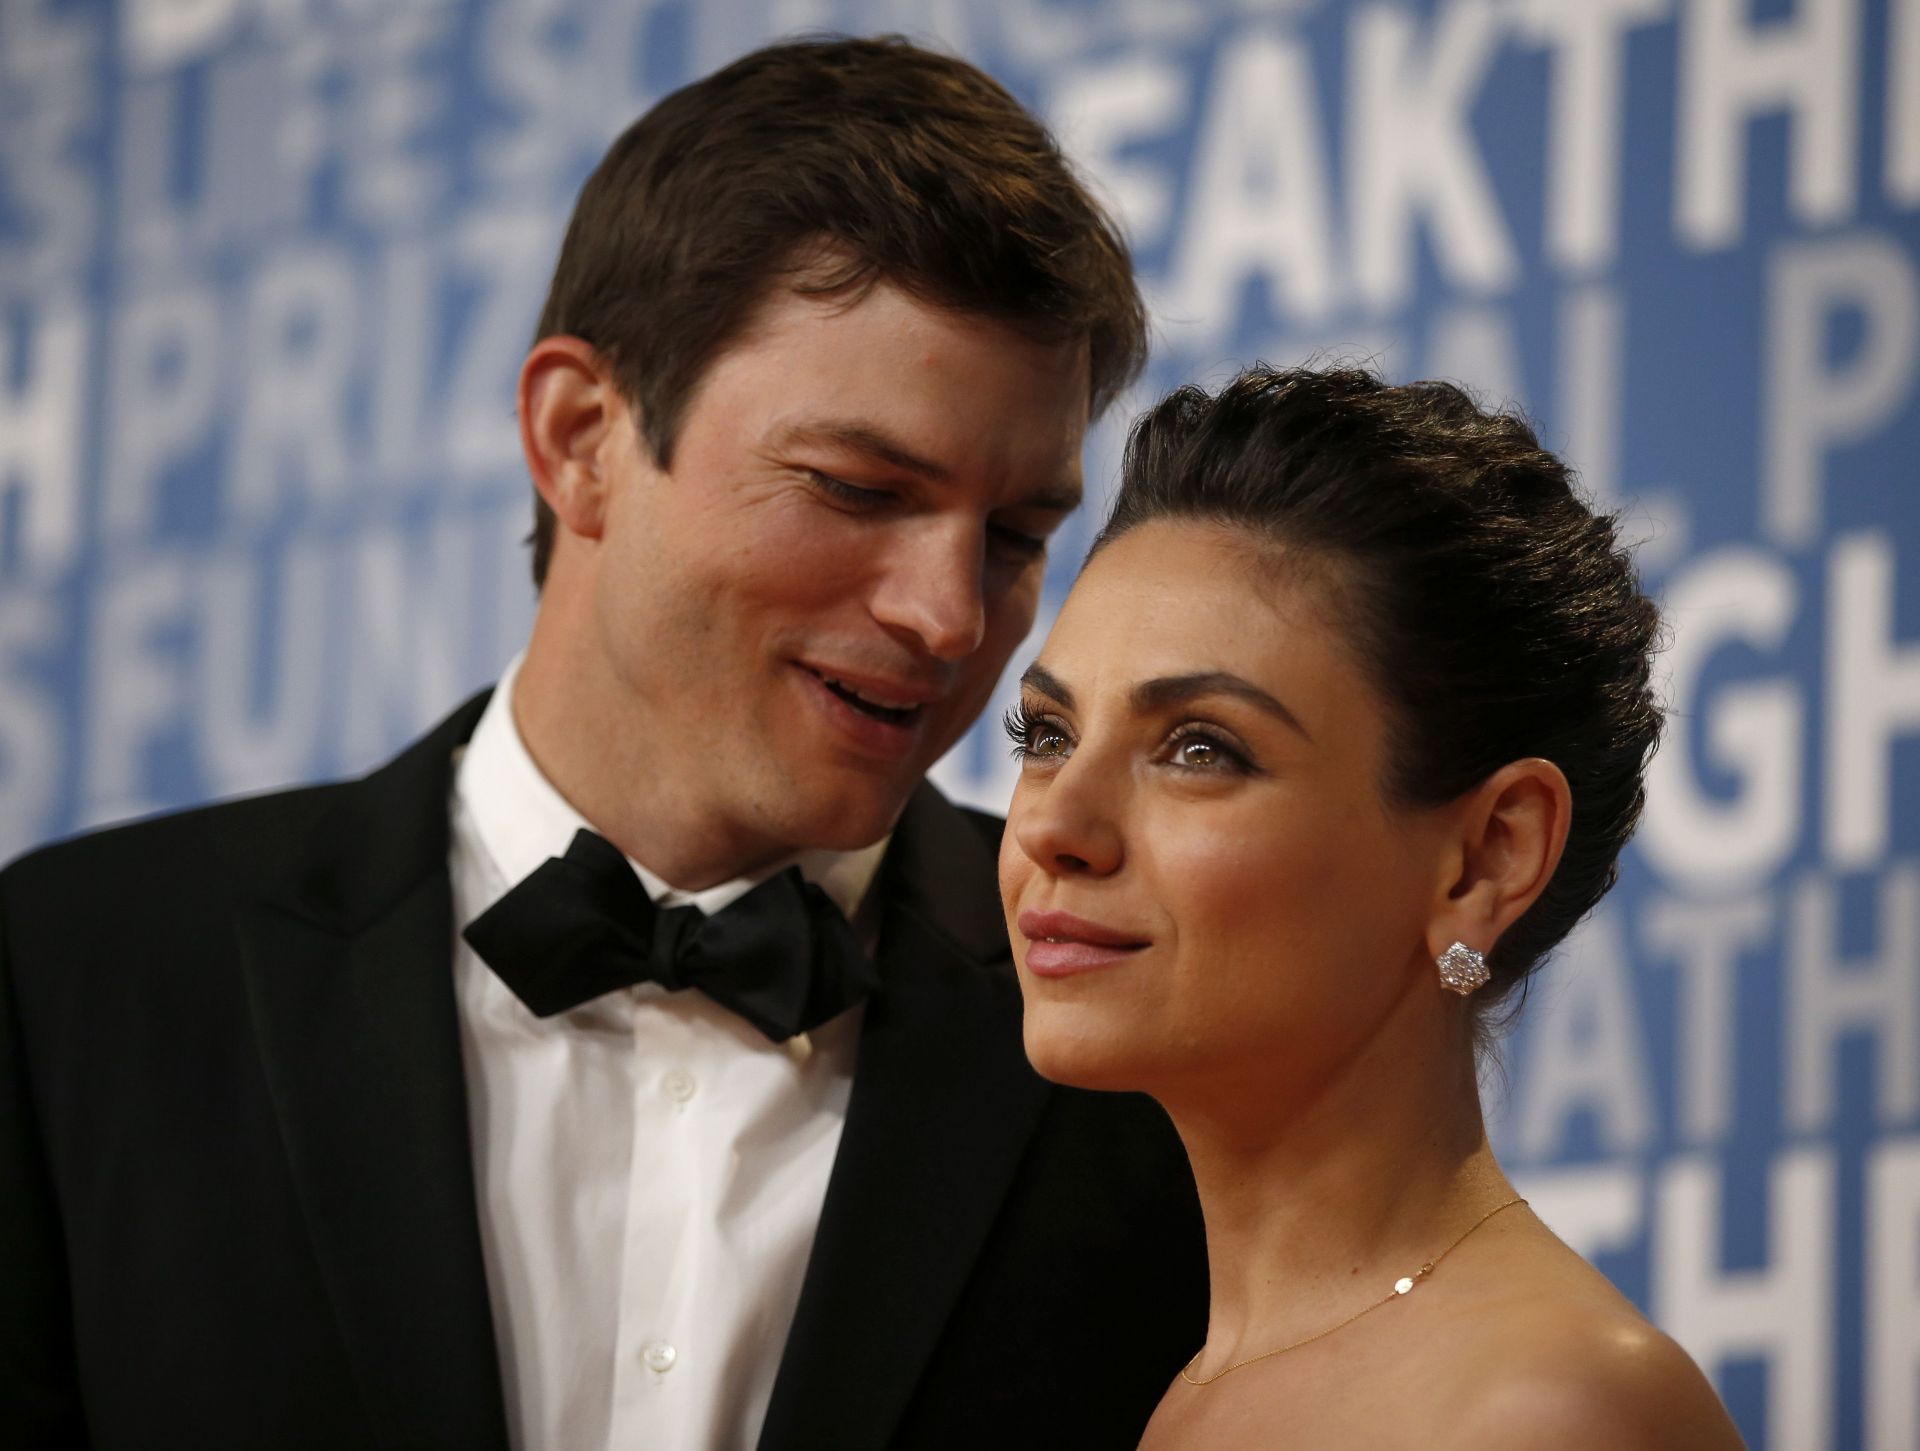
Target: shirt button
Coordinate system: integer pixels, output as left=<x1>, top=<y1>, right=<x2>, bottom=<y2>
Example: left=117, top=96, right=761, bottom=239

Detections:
left=644, top=1340, right=677, bottom=1374
left=662, top=1068, right=696, bottom=1103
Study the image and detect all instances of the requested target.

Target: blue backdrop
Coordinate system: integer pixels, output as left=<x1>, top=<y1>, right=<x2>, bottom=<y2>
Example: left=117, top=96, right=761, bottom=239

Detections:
left=2, top=2, right=1915, bottom=1446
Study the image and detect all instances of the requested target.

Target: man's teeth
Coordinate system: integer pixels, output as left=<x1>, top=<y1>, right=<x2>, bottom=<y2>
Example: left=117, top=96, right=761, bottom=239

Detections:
left=819, top=675, right=917, bottom=711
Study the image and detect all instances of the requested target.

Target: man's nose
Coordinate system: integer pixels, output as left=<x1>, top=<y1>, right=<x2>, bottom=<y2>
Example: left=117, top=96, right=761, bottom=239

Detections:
left=869, top=522, right=989, bottom=661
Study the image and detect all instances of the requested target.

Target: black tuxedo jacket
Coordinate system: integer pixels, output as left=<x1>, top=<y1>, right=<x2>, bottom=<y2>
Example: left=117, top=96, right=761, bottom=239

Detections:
left=2, top=694, right=1207, bottom=1450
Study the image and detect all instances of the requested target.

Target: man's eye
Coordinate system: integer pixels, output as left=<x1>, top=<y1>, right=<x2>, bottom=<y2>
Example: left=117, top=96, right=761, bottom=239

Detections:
left=988, top=522, right=1048, bottom=561
left=809, top=471, right=892, bottom=507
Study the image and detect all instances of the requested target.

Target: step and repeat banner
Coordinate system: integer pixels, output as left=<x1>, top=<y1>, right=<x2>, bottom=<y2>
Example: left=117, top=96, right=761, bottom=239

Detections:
left=1, top=1, right=1915, bottom=1445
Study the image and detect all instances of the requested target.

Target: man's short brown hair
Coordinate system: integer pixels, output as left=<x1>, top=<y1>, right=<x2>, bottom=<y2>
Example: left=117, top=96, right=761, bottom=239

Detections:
left=528, top=35, right=1147, bottom=586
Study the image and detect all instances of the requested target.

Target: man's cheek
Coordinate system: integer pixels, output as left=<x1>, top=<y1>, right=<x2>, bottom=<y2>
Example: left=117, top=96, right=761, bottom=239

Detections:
left=984, top=576, right=1045, bottom=655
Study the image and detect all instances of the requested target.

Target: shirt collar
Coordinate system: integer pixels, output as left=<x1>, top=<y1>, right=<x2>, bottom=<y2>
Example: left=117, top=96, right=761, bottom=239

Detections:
left=456, top=654, right=888, bottom=921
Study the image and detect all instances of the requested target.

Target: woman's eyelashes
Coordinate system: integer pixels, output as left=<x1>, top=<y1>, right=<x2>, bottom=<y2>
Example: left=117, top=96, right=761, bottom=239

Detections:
left=1161, top=724, right=1256, bottom=775
left=1005, top=700, right=1073, bottom=761
left=1005, top=699, right=1260, bottom=776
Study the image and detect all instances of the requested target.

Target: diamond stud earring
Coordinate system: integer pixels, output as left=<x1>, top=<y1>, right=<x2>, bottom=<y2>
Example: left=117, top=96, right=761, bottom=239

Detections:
left=1436, top=941, right=1489, bottom=995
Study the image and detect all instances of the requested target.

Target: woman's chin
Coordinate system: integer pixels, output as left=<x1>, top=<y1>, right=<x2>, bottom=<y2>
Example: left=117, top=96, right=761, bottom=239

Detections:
left=1020, top=1015, right=1161, bottom=1094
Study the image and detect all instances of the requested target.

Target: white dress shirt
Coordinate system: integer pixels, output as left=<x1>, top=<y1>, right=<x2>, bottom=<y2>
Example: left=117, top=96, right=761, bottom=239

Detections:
left=447, top=657, right=887, bottom=1451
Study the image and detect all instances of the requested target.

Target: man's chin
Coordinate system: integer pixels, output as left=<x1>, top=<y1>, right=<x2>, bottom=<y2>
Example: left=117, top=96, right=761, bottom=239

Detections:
left=793, top=795, right=912, bottom=853
left=756, top=710, right=948, bottom=850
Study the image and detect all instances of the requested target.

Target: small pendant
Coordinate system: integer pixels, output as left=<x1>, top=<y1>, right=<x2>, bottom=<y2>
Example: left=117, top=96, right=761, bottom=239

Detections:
left=1393, top=1276, right=1415, bottom=1295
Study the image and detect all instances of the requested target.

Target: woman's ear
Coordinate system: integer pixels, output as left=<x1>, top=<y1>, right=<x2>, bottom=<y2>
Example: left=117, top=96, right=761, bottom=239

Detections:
left=1427, top=758, right=1572, bottom=960
left=518, top=336, right=625, bottom=545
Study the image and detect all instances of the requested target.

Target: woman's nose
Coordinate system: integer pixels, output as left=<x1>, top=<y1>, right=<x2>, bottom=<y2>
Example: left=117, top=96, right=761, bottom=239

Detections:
left=1011, top=760, right=1124, bottom=878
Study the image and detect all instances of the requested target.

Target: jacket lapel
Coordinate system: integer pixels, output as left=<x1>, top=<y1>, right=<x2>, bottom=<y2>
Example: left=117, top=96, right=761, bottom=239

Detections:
left=757, top=784, right=1052, bottom=1451
left=238, top=694, right=510, bottom=1451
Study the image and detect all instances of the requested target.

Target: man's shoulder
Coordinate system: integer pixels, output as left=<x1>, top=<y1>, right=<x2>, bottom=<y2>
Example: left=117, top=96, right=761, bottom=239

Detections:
left=2, top=689, right=490, bottom=937
left=5, top=777, right=355, bottom=894
left=874, top=783, right=1013, bottom=963
left=952, top=800, right=1005, bottom=851
left=900, top=779, right=1004, bottom=841
left=0, top=783, right=379, bottom=1003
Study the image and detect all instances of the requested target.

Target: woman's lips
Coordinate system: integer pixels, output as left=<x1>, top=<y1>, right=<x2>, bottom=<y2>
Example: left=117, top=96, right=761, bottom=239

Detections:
left=1017, top=909, right=1150, bottom=978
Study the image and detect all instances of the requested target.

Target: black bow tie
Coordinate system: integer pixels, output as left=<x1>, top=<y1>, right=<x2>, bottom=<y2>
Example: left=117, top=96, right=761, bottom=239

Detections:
left=462, top=828, right=879, bottom=1042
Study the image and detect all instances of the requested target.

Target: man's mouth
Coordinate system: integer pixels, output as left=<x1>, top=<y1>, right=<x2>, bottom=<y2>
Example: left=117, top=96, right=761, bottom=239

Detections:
left=803, top=667, right=925, bottom=726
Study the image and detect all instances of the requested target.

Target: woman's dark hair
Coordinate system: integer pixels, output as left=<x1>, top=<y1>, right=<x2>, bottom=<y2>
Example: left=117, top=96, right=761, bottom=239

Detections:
left=1097, top=365, right=1662, bottom=1020
left=529, top=34, right=1145, bottom=587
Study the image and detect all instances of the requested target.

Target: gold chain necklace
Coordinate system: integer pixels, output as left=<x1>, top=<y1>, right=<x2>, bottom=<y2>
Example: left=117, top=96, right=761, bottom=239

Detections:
left=1179, top=1197, right=1528, bottom=1387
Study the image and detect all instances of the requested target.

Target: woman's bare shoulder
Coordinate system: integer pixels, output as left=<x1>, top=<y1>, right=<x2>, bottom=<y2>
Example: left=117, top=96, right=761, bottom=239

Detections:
left=1440, top=1292, right=1746, bottom=1451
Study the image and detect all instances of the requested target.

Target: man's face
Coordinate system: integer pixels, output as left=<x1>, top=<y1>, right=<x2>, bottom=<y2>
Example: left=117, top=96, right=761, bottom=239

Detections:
left=562, top=280, right=1091, bottom=876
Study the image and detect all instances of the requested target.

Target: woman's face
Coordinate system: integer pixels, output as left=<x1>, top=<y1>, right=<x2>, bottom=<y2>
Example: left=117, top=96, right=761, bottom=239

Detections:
left=998, top=519, right=1456, bottom=1100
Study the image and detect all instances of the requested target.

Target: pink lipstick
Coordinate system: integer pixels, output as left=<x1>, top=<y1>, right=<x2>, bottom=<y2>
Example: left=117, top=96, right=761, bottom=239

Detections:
left=1016, top=909, right=1149, bottom=978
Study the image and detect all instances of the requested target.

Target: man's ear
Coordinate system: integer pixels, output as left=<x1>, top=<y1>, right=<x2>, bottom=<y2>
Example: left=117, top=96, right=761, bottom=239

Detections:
left=1425, top=758, right=1572, bottom=961
left=519, top=336, right=627, bottom=544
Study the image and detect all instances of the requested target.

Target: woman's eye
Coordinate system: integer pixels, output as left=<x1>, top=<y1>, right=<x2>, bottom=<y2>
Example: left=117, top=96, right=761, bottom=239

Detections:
left=1165, top=729, right=1250, bottom=773
left=1004, top=704, right=1072, bottom=761
left=1173, top=738, right=1220, bottom=768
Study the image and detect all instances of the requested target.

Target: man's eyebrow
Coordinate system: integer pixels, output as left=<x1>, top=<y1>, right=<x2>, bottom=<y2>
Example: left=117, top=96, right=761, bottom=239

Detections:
left=1020, top=661, right=1074, bottom=708
left=774, top=421, right=950, bottom=480
left=1130, top=672, right=1311, bottom=741
left=775, top=420, right=1082, bottom=513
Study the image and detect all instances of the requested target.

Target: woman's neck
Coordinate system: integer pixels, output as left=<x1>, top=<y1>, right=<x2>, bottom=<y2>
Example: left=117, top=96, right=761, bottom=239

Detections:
left=1160, top=990, right=1510, bottom=1360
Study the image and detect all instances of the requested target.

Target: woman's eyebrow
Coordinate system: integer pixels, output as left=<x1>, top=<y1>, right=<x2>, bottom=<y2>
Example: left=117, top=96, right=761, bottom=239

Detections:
left=1020, top=661, right=1074, bottom=707
left=1020, top=663, right=1309, bottom=741
left=1130, top=672, right=1311, bottom=741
